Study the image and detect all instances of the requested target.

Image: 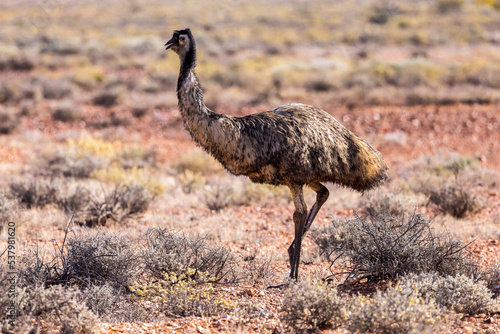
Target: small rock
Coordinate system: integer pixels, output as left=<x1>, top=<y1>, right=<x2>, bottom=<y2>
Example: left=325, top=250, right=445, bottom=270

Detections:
left=484, top=317, right=496, bottom=324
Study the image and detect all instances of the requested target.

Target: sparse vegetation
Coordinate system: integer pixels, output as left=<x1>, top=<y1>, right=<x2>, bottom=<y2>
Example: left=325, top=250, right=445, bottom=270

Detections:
left=280, top=278, right=345, bottom=331
left=202, top=180, right=235, bottom=211
left=2, top=0, right=500, bottom=332
left=91, top=88, right=122, bottom=107
left=172, top=149, right=223, bottom=176
left=142, top=228, right=239, bottom=283
left=57, top=185, right=91, bottom=214
left=361, top=189, right=417, bottom=216
left=483, top=262, right=500, bottom=298
left=21, top=229, right=139, bottom=288
left=51, top=99, right=83, bottom=122
left=75, top=184, right=154, bottom=226
left=313, top=212, right=476, bottom=282
left=41, top=153, right=104, bottom=178
left=0, top=106, right=19, bottom=134
left=9, top=179, right=60, bottom=208
left=399, top=273, right=500, bottom=315
left=427, top=180, right=483, bottom=218
left=130, top=270, right=237, bottom=318
left=14, top=285, right=99, bottom=334
left=401, top=154, right=486, bottom=218
left=348, top=282, right=450, bottom=333
left=0, top=194, right=15, bottom=231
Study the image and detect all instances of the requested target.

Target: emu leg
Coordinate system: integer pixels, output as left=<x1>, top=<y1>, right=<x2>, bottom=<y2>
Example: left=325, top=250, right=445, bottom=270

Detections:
left=288, top=184, right=307, bottom=280
left=288, top=182, right=329, bottom=270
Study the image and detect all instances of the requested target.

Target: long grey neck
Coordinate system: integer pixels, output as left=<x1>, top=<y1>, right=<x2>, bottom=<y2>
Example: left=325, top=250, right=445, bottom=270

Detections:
left=177, top=67, right=213, bottom=145
left=176, top=51, right=239, bottom=163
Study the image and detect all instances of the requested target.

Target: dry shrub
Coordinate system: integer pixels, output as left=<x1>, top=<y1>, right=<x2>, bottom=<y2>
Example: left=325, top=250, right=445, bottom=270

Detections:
left=360, top=189, right=416, bottom=216
left=280, top=278, right=345, bottom=331
left=401, top=154, right=485, bottom=218
left=348, top=282, right=450, bottom=334
left=399, top=273, right=499, bottom=315
left=57, top=185, right=91, bottom=214
left=238, top=180, right=292, bottom=205
left=64, top=231, right=138, bottom=287
left=0, top=55, right=35, bottom=71
left=0, top=106, right=19, bottom=135
left=51, top=99, right=83, bottom=122
left=41, top=78, right=74, bottom=99
left=42, top=153, right=104, bottom=178
left=427, top=180, right=483, bottom=218
left=1, top=284, right=99, bottom=334
left=239, top=253, right=274, bottom=286
left=131, top=105, right=152, bottom=118
left=77, top=184, right=153, bottom=226
left=142, top=228, right=238, bottom=283
left=92, top=87, right=122, bottom=107
left=177, top=170, right=206, bottom=194
left=171, top=149, right=223, bottom=176
left=21, top=229, right=138, bottom=288
left=0, top=194, right=16, bottom=232
left=9, top=179, right=60, bottom=208
left=313, top=212, right=475, bottom=282
left=483, top=262, right=500, bottom=299
left=436, top=0, right=464, bottom=13
left=10, top=178, right=90, bottom=214
left=368, top=2, right=400, bottom=25
left=110, top=183, right=154, bottom=216
left=202, top=180, right=235, bottom=211
left=130, top=270, right=237, bottom=318
left=116, top=146, right=157, bottom=169
left=84, top=283, right=151, bottom=323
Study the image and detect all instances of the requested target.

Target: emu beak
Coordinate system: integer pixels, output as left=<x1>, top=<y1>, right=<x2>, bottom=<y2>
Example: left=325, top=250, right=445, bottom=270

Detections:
left=165, top=37, right=176, bottom=50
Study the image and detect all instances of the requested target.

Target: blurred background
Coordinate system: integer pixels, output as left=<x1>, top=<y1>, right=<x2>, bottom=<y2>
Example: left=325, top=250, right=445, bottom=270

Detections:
left=1, top=0, right=500, bottom=120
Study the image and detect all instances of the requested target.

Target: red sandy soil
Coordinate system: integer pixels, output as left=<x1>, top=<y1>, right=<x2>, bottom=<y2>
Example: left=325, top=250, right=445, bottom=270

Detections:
left=3, top=102, right=500, bottom=333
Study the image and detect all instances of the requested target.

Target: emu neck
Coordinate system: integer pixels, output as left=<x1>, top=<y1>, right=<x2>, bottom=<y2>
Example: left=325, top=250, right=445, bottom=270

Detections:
left=177, top=68, right=210, bottom=144
left=177, top=62, right=232, bottom=156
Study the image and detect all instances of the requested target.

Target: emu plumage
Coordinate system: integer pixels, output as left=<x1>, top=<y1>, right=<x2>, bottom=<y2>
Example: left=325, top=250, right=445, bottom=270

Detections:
left=166, top=28, right=388, bottom=280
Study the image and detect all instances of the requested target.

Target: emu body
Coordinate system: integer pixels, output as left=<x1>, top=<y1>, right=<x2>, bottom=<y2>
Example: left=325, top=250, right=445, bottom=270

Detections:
left=166, top=28, right=388, bottom=280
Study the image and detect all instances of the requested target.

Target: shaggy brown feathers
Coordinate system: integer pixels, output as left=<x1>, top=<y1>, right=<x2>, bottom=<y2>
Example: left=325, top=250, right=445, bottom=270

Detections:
left=166, top=28, right=388, bottom=280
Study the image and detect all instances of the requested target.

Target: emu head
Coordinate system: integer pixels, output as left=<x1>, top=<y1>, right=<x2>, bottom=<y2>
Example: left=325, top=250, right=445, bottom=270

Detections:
left=165, top=28, right=196, bottom=64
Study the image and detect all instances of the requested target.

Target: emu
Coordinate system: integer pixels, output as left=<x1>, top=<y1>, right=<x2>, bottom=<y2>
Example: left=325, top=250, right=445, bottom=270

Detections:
left=165, top=28, right=388, bottom=280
